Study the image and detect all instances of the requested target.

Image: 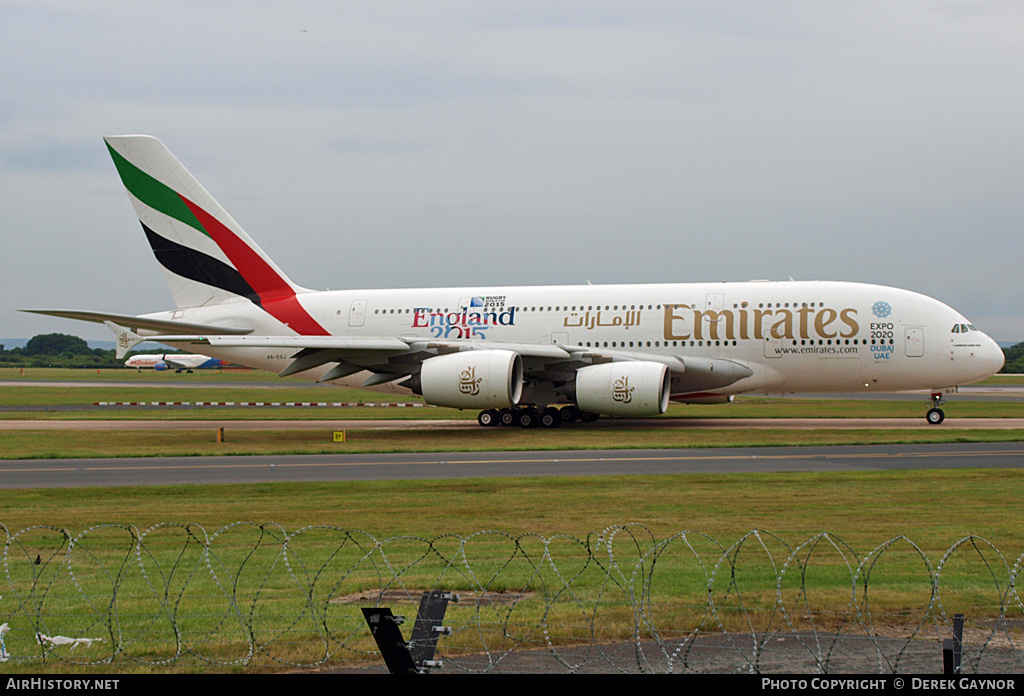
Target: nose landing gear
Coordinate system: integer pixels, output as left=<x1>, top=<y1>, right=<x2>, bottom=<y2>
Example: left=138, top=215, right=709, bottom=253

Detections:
left=926, top=392, right=945, bottom=425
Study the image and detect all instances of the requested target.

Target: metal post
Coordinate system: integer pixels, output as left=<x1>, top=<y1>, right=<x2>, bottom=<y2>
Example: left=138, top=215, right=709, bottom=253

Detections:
left=943, top=613, right=965, bottom=675
left=408, top=591, right=457, bottom=670
left=362, top=591, right=459, bottom=674
left=361, top=608, right=419, bottom=674
left=953, top=613, right=964, bottom=674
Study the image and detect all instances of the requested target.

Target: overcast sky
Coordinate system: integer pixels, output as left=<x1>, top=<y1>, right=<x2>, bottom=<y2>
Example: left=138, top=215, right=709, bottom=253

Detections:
left=3, top=1, right=1022, bottom=343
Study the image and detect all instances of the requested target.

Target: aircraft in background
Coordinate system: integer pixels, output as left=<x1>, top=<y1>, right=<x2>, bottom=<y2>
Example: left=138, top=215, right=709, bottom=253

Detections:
left=125, top=353, right=225, bottom=372
left=24, top=136, right=1004, bottom=427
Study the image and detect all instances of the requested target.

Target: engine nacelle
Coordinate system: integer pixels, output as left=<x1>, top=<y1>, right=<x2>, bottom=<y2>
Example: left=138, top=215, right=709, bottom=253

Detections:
left=575, top=361, right=670, bottom=417
left=420, top=350, right=523, bottom=409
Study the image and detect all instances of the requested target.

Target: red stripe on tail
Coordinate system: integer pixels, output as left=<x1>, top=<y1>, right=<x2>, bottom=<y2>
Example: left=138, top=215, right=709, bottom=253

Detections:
left=181, top=196, right=330, bottom=335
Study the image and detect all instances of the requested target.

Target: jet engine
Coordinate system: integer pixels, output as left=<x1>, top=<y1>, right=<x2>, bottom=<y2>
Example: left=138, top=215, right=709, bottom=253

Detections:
left=574, top=361, right=670, bottom=417
left=419, top=349, right=524, bottom=409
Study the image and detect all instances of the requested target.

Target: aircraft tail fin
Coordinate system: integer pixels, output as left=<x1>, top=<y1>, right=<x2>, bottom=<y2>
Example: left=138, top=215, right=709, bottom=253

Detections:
left=105, top=135, right=289, bottom=309
left=104, top=135, right=328, bottom=334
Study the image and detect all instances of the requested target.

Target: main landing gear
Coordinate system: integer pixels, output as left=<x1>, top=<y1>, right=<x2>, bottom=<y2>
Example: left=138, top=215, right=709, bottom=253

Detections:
left=926, top=392, right=945, bottom=425
left=476, top=406, right=600, bottom=428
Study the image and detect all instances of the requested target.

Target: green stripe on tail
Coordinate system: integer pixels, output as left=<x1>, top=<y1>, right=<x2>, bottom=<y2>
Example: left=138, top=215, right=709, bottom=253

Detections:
left=105, top=142, right=209, bottom=238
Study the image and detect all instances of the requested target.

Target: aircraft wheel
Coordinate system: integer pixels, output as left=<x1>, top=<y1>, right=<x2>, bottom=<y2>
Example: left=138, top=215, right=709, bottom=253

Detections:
left=540, top=407, right=562, bottom=428
left=478, top=409, right=499, bottom=427
left=560, top=405, right=580, bottom=424
left=578, top=411, right=600, bottom=423
left=517, top=409, right=538, bottom=428
left=926, top=407, right=945, bottom=425
left=499, top=408, right=516, bottom=427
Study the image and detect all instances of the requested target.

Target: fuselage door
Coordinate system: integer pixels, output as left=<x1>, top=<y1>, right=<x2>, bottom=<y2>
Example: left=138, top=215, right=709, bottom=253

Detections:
left=905, top=326, right=924, bottom=357
left=704, top=293, right=725, bottom=338
left=348, top=299, right=368, bottom=327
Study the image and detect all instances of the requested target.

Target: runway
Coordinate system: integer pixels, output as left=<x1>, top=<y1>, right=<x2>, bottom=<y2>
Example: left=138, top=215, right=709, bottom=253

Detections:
left=3, top=379, right=1023, bottom=488
left=3, top=442, right=1024, bottom=489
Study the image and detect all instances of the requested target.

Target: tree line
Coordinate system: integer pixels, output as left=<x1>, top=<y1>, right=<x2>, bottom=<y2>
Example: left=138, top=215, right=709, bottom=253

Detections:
left=3, top=332, right=1023, bottom=372
left=1003, top=341, right=1024, bottom=374
left=0, top=333, right=167, bottom=368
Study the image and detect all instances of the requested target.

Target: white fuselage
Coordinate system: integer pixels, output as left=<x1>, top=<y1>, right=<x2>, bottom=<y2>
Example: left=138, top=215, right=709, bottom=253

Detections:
left=125, top=353, right=223, bottom=369
left=142, top=279, right=1004, bottom=399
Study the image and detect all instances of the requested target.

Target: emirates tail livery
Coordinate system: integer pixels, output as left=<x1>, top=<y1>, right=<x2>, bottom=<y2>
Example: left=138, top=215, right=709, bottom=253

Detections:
left=25, top=136, right=1004, bottom=427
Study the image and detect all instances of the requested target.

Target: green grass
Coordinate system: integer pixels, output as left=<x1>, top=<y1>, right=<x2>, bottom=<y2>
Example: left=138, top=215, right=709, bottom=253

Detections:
left=0, top=366, right=308, bottom=383
left=2, top=469, right=1022, bottom=583
left=3, top=426, right=1024, bottom=460
left=0, top=385, right=414, bottom=408
left=4, top=394, right=1024, bottom=422
left=2, top=466, right=1020, bottom=575
left=1, top=368, right=1022, bottom=672
left=2, top=471, right=1022, bottom=673
left=984, top=373, right=1024, bottom=384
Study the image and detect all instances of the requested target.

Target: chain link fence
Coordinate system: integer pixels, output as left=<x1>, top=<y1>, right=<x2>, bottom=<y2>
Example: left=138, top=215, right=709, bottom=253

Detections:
left=2, top=523, right=1023, bottom=673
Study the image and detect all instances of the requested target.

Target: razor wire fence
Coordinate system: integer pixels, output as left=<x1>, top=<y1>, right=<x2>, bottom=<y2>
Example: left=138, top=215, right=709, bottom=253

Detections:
left=2, top=523, right=1023, bottom=673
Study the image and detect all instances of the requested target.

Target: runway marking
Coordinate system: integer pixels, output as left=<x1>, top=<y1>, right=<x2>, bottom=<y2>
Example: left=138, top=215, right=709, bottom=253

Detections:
left=0, top=466, right=81, bottom=473
left=5, top=447, right=1022, bottom=474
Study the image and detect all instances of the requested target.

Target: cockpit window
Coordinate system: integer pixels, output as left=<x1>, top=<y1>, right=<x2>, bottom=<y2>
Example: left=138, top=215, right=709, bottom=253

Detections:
left=968, top=324, right=978, bottom=331
left=952, top=324, right=960, bottom=333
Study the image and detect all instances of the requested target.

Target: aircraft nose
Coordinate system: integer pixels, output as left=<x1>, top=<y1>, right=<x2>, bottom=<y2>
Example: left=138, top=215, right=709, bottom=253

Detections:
left=985, top=335, right=1005, bottom=375
left=957, top=331, right=1004, bottom=384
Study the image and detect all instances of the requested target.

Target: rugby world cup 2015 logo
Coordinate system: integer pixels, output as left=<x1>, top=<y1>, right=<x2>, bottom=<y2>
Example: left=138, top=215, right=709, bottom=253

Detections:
left=459, top=365, right=482, bottom=396
left=612, top=375, right=634, bottom=404
left=413, top=298, right=517, bottom=339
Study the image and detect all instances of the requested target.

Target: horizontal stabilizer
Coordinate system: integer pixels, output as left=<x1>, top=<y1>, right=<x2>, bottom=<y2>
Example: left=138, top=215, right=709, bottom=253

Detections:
left=20, top=309, right=253, bottom=336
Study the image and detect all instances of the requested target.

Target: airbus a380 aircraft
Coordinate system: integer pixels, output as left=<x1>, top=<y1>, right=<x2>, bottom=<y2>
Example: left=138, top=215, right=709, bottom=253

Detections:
left=25, top=136, right=1004, bottom=427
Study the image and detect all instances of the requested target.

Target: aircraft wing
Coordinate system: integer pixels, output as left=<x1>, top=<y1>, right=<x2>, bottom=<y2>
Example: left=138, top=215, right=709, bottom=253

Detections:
left=150, top=335, right=577, bottom=380
left=140, top=333, right=754, bottom=394
left=20, top=310, right=253, bottom=336
left=25, top=304, right=755, bottom=397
